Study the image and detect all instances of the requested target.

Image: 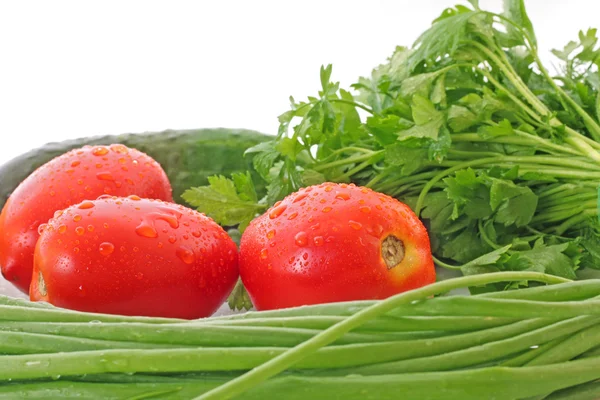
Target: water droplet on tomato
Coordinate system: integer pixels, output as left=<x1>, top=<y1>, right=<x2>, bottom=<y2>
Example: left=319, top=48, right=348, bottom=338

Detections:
left=49, top=190, right=55, bottom=197
left=87, top=225, right=94, bottom=232
left=324, top=186, right=333, bottom=192
left=287, top=212, right=298, bottom=220
left=335, top=192, right=350, bottom=200
left=110, top=144, right=128, bottom=154
left=103, top=223, right=109, bottom=229
left=348, top=220, right=362, bottom=230
left=75, top=227, right=85, bottom=236
left=313, top=236, right=324, bottom=246
left=54, top=210, right=63, bottom=218
left=310, top=223, right=320, bottom=230
left=294, top=231, right=308, bottom=247
left=128, top=195, right=141, bottom=201
left=37, top=224, right=47, bottom=235
left=192, top=231, right=201, bottom=238
left=73, top=214, right=82, bottom=222
left=293, top=193, right=308, bottom=203
left=71, top=160, right=81, bottom=167
left=96, top=172, right=114, bottom=181
left=73, top=247, right=80, bottom=253
left=319, top=198, right=327, bottom=204
left=376, top=204, right=383, bottom=210
left=176, top=246, right=195, bottom=264
left=267, top=230, right=276, bottom=239
left=326, top=236, right=335, bottom=243
left=135, top=272, right=144, bottom=280
left=99, top=242, right=115, bottom=256
left=269, top=204, right=287, bottom=219
left=302, top=252, right=309, bottom=260
left=133, top=247, right=139, bottom=252
left=260, top=248, right=269, bottom=259
left=58, top=225, right=67, bottom=234
left=78, top=201, right=94, bottom=209
left=322, top=207, right=332, bottom=213
left=92, top=146, right=109, bottom=156
left=360, top=206, right=371, bottom=213
left=135, top=222, right=158, bottom=238
left=168, top=236, right=177, bottom=244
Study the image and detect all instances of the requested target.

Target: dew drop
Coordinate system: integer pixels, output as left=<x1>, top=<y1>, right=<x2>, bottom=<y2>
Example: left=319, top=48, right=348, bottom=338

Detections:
left=92, top=146, right=109, bottom=156
left=168, top=236, right=177, bottom=244
left=110, top=144, right=128, bottom=154
left=293, top=193, right=308, bottom=203
left=326, top=236, right=335, bottom=243
left=58, top=225, right=67, bottom=234
left=319, top=198, right=327, bottom=204
left=133, top=247, right=139, bottom=252
left=87, top=225, right=94, bottom=232
left=376, top=204, right=383, bottom=210
left=37, top=224, right=47, bottom=235
left=176, top=246, right=195, bottom=264
left=324, top=186, right=333, bottom=192
left=310, top=223, right=320, bottom=230
left=302, top=252, right=309, bottom=260
left=192, top=231, right=201, bottom=238
left=313, top=236, right=324, bottom=246
left=260, top=248, right=269, bottom=259
left=49, top=190, right=55, bottom=197
left=71, top=160, right=81, bottom=167
left=73, top=214, right=82, bottom=222
left=269, top=204, right=287, bottom=219
left=287, top=212, right=298, bottom=220
left=294, top=231, right=308, bottom=247
left=99, top=242, right=115, bottom=256
left=96, top=172, right=115, bottom=181
left=54, top=210, right=64, bottom=218
left=75, top=226, right=85, bottom=236
left=103, top=223, right=109, bottom=229
left=322, top=207, right=332, bottom=213
left=73, top=247, right=80, bottom=253
left=335, top=192, right=350, bottom=200
left=348, top=220, right=363, bottom=230
left=128, top=195, right=141, bottom=201
left=78, top=201, right=95, bottom=209
left=135, top=221, right=158, bottom=238
left=267, top=230, right=276, bottom=239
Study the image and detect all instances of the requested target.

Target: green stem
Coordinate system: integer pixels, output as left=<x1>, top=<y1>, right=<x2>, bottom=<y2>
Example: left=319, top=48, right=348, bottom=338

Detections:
left=414, top=157, right=506, bottom=215
left=313, top=151, right=382, bottom=172
left=531, top=53, right=600, bottom=141
left=554, top=209, right=599, bottom=235
left=193, top=272, right=569, bottom=400
left=329, top=98, right=374, bottom=115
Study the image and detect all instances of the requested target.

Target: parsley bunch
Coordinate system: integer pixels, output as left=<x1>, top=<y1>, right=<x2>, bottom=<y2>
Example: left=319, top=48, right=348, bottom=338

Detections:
left=185, top=0, right=600, bottom=298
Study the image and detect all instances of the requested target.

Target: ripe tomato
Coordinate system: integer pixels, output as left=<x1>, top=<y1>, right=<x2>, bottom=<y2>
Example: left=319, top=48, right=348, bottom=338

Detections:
left=239, top=182, right=435, bottom=310
left=0, top=144, right=172, bottom=293
left=31, top=196, right=238, bottom=319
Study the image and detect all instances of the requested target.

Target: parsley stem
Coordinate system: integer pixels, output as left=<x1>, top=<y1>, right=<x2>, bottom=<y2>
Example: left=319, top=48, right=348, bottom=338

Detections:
left=328, top=99, right=374, bottom=115
left=553, top=209, right=599, bottom=235
left=477, top=220, right=501, bottom=250
left=312, top=151, right=382, bottom=172
left=432, top=256, right=462, bottom=270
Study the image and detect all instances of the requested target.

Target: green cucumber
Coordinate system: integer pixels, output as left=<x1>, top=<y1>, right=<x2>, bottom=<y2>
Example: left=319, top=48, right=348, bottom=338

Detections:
left=0, top=128, right=271, bottom=208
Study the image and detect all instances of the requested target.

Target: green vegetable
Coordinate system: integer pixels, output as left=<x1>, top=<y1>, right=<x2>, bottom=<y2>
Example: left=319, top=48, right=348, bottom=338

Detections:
left=185, top=0, right=600, bottom=288
left=0, top=128, right=270, bottom=207
left=5, top=272, right=600, bottom=400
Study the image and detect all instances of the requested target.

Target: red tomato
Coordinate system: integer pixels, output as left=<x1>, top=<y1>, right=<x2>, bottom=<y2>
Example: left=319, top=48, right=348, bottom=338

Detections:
left=0, top=144, right=172, bottom=293
left=239, top=182, right=435, bottom=310
left=30, top=196, right=238, bottom=319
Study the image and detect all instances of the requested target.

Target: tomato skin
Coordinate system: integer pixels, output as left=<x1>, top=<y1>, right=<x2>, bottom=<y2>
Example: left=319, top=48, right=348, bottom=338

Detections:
left=239, top=182, right=435, bottom=311
left=30, top=196, right=238, bottom=319
left=0, top=144, right=173, bottom=293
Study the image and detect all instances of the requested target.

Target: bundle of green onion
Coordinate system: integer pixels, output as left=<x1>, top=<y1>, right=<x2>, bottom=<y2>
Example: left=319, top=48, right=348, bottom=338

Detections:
left=1, top=272, right=600, bottom=400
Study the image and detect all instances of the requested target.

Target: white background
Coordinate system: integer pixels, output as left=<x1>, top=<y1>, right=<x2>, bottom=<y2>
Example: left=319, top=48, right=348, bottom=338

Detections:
left=1, top=0, right=600, bottom=298
left=1, top=0, right=599, bottom=167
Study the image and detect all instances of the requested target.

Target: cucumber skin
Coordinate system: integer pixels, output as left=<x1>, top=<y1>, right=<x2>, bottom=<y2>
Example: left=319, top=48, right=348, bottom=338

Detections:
left=0, top=128, right=271, bottom=208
